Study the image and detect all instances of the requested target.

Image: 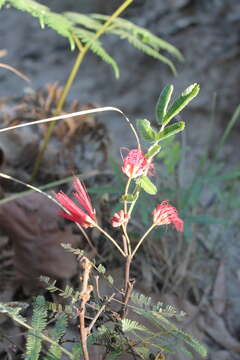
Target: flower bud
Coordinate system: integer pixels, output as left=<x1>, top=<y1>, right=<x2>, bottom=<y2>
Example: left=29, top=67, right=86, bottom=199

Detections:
left=122, top=148, right=153, bottom=178
left=111, top=210, right=129, bottom=227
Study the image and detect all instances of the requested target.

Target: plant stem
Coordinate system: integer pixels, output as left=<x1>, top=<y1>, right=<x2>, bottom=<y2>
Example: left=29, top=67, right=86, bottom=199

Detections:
left=95, top=223, right=126, bottom=257
left=124, top=255, right=132, bottom=293
left=122, top=176, right=133, bottom=253
left=88, top=293, right=115, bottom=333
left=127, top=187, right=140, bottom=217
left=31, top=0, right=134, bottom=180
left=131, top=224, right=156, bottom=258
left=79, top=257, right=93, bottom=360
left=8, top=317, right=73, bottom=359
left=120, top=255, right=134, bottom=318
left=122, top=226, right=131, bottom=255
left=124, top=177, right=132, bottom=214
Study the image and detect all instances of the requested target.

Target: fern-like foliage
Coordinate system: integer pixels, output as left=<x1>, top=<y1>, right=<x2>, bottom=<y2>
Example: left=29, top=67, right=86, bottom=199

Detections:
left=0, top=0, right=182, bottom=76
left=95, top=15, right=183, bottom=59
left=61, top=243, right=84, bottom=256
left=127, top=291, right=207, bottom=358
left=133, top=307, right=207, bottom=359
left=46, top=301, right=75, bottom=316
left=121, top=318, right=149, bottom=334
left=0, top=301, right=27, bottom=324
left=44, top=313, right=68, bottom=360
left=41, top=276, right=81, bottom=304
left=25, top=296, right=48, bottom=360
left=131, top=291, right=185, bottom=318
left=91, top=14, right=182, bottom=75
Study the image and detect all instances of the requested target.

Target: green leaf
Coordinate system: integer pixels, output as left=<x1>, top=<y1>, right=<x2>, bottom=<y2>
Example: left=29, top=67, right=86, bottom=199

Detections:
left=121, top=318, right=149, bottom=333
left=136, top=175, right=157, bottom=195
left=163, top=142, right=181, bottom=174
left=45, top=314, right=67, bottom=360
left=65, top=12, right=102, bottom=31
left=107, top=275, right=114, bottom=285
left=156, top=122, right=185, bottom=141
left=25, top=296, right=48, bottom=360
left=217, top=103, right=240, bottom=151
left=155, top=85, right=174, bottom=123
left=163, top=83, right=200, bottom=125
left=97, top=264, right=106, bottom=274
left=72, top=344, right=82, bottom=360
left=146, top=144, right=161, bottom=159
left=137, top=119, right=157, bottom=142
left=121, top=194, right=138, bottom=203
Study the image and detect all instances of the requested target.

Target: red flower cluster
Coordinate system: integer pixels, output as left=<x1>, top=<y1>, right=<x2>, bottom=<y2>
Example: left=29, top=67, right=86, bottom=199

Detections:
left=152, top=200, right=184, bottom=232
left=122, top=148, right=153, bottom=178
left=111, top=210, right=129, bottom=227
left=55, top=177, right=96, bottom=228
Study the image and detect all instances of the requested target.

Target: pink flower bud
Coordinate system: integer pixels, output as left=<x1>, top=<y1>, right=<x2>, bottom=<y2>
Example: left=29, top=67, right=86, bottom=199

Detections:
left=121, top=148, right=153, bottom=178
left=152, top=200, right=184, bottom=232
left=111, top=210, right=129, bottom=228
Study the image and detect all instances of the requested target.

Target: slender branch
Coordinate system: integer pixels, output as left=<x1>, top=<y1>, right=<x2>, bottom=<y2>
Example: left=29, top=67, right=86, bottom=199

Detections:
left=122, top=233, right=129, bottom=255
left=75, top=223, right=96, bottom=253
left=120, top=255, right=134, bottom=319
left=94, top=223, right=126, bottom=257
left=88, top=293, right=115, bottom=333
left=73, top=34, right=84, bottom=51
left=124, top=255, right=131, bottom=293
left=124, top=177, right=132, bottom=215
left=122, top=226, right=131, bottom=255
left=79, top=257, right=93, bottom=360
left=127, top=187, right=140, bottom=217
left=131, top=224, right=156, bottom=258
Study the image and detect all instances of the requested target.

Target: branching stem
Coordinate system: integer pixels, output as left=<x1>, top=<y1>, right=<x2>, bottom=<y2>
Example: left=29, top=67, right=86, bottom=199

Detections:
left=79, top=257, right=93, bottom=360
left=120, top=255, right=134, bottom=318
left=131, top=224, right=156, bottom=258
left=94, top=223, right=126, bottom=257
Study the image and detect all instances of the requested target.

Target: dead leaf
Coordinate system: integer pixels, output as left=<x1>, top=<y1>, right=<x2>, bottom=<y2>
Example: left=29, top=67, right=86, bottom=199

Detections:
left=0, top=193, right=81, bottom=292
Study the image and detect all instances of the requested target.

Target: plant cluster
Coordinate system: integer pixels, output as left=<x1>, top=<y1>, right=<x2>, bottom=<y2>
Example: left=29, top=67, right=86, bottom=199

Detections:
left=4, top=0, right=239, bottom=359
left=0, top=84, right=207, bottom=359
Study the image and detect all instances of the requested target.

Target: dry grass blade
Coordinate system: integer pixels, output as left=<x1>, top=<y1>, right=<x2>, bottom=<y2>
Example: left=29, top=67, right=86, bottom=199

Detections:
left=0, top=106, right=140, bottom=148
left=0, top=63, right=30, bottom=82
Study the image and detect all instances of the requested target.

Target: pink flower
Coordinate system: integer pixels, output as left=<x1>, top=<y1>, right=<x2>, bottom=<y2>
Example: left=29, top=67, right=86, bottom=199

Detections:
left=111, top=210, right=129, bottom=227
left=55, top=177, right=96, bottom=228
left=152, top=200, right=184, bottom=232
left=121, top=148, right=153, bottom=178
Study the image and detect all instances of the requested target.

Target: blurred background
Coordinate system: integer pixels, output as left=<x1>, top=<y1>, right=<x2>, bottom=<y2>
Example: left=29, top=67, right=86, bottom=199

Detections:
left=0, top=1, right=240, bottom=359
